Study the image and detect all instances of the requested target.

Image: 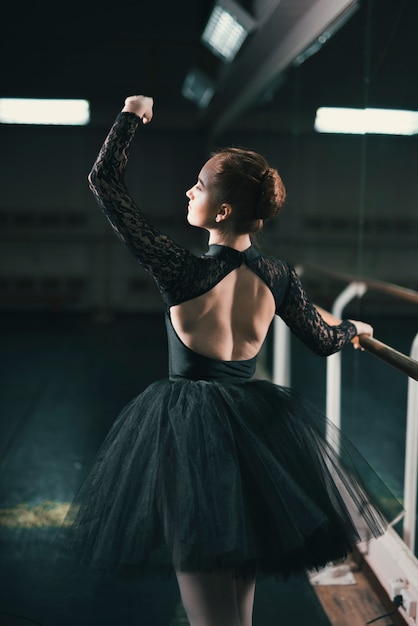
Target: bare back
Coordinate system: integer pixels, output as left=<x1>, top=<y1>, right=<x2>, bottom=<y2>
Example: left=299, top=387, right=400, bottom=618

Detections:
left=170, top=265, right=276, bottom=361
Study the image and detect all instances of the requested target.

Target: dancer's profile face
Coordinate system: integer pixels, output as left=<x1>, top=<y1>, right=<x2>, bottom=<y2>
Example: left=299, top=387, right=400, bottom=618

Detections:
left=185, top=158, right=218, bottom=229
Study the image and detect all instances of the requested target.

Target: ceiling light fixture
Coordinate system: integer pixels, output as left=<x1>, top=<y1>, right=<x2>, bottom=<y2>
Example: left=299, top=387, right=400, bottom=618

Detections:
left=314, top=107, right=418, bottom=136
left=0, top=98, right=90, bottom=125
left=182, top=69, right=216, bottom=109
left=201, top=0, right=256, bottom=63
left=294, top=2, right=360, bottom=67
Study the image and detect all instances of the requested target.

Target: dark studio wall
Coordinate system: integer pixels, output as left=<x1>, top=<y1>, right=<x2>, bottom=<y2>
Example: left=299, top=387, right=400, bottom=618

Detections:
left=1, top=117, right=417, bottom=314
left=1, top=1, right=417, bottom=315
left=0, top=122, right=209, bottom=313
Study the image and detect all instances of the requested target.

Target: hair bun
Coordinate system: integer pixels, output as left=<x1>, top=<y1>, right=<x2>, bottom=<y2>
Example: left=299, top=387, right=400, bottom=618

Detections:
left=255, top=168, right=286, bottom=220
left=208, top=146, right=286, bottom=234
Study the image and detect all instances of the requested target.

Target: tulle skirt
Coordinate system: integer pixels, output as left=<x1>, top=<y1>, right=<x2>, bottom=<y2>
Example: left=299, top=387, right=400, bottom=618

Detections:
left=59, top=378, right=402, bottom=580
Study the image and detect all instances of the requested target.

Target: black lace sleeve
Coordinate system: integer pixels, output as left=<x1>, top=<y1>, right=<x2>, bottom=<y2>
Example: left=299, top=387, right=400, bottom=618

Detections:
left=88, top=111, right=194, bottom=299
left=277, top=264, right=357, bottom=356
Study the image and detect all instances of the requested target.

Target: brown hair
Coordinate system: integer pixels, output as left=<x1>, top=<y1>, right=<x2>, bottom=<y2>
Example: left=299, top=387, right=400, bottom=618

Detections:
left=209, top=147, right=286, bottom=234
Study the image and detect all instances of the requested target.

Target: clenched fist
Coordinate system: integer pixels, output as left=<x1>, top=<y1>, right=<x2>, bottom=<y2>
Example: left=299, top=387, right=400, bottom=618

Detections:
left=122, top=95, right=154, bottom=124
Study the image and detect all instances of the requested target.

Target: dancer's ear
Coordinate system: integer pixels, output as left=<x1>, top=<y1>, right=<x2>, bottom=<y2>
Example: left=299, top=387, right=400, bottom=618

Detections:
left=215, top=204, right=232, bottom=223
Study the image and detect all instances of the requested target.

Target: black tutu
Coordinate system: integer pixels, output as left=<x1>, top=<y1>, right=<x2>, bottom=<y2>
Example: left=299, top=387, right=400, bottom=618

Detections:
left=59, top=377, right=402, bottom=580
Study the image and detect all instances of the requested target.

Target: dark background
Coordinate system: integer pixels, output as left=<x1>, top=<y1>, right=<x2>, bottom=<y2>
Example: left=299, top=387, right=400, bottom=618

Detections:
left=0, top=1, right=417, bottom=624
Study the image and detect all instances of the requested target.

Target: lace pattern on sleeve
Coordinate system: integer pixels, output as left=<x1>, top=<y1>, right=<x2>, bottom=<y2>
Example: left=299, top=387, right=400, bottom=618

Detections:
left=88, top=112, right=199, bottom=306
left=276, top=264, right=356, bottom=356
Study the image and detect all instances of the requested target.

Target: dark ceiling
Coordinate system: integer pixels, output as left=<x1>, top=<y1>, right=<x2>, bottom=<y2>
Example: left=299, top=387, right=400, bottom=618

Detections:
left=2, top=0, right=416, bottom=135
left=2, top=0, right=214, bottom=122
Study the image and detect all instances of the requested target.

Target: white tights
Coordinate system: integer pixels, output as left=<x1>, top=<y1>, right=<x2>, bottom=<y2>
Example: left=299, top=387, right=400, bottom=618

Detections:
left=175, top=570, right=256, bottom=626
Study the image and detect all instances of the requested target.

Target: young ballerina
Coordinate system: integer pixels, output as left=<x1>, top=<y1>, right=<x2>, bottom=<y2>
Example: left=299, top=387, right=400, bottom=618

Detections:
left=63, top=95, right=401, bottom=626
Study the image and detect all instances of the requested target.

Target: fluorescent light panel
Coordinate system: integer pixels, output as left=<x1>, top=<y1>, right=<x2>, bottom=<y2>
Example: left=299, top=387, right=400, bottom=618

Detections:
left=182, top=69, right=215, bottom=109
left=201, top=0, right=255, bottom=62
left=0, top=98, right=90, bottom=125
left=315, top=107, right=418, bottom=135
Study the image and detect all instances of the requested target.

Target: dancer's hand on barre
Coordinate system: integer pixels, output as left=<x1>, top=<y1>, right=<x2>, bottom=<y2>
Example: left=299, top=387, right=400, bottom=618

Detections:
left=314, top=306, right=373, bottom=351
left=349, top=320, right=374, bottom=350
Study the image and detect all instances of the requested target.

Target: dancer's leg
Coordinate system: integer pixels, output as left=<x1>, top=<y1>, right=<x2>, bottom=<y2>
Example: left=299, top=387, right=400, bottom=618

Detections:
left=235, top=576, right=256, bottom=626
left=176, top=570, right=241, bottom=626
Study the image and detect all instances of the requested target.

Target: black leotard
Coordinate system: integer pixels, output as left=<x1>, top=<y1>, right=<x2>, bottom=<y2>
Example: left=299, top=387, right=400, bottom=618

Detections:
left=88, top=111, right=356, bottom=363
